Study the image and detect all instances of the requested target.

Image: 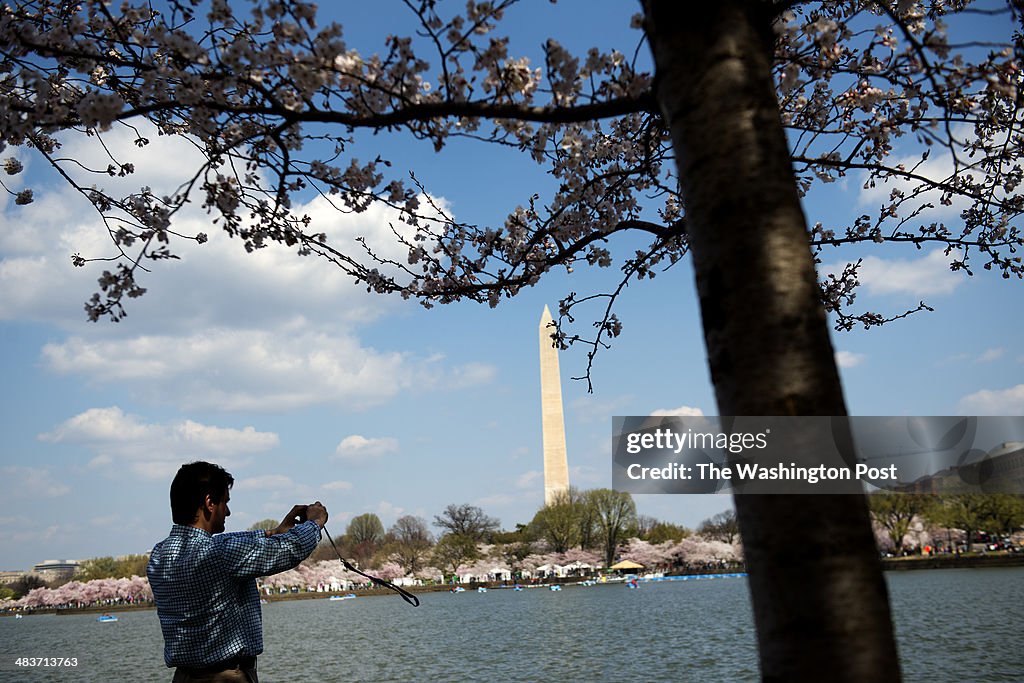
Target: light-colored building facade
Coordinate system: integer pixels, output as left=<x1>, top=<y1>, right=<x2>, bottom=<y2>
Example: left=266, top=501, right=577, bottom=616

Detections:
left=0, top=571, right=28, bottom=585
left=31, top=559, right=80, bottom=583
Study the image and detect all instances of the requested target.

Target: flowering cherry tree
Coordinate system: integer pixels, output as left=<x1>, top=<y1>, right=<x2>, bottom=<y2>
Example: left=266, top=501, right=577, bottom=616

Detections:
left=5, top=2, right=1016, bottom=335
left=559, top=547, right=602, bottom=568
left=259, top=559, right=368, bottom=590
left=374, top=561, right=405, bottom=582
left=414, top=565, right=444, bottom=584
left=3, top=1, right=1022, bottom=680
left=620, top=537, right=675, bottom=570
left=11, top=575, right=152, bottom=609
left=669, top=536, right=743, bottom=568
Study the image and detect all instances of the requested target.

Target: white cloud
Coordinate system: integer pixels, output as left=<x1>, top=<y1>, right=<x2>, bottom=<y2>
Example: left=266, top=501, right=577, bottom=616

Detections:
left=957, top=384, right=1024, bottom=415
left=89, top=454, right=114, bottom=468
left=236, top=474, right=295, bottom=491
left=975, top=348, right=1003, bottom=363
left=0, top=122, right=448, bottom=331
left=90, top=515, right=120, bottom=528
left=516, top=470, right=542, bottom=488
left=835, top=351, right=866, bottom=368
left=0, top=193, right=405, bottom=330
left=39, top=406, right=279, bottom=478
left=475, top=493, right=523, bottom=508
left=334, top=434, right=399, bottom=461
left=42, top=406, right=155, bottom=443
left=569, top=395, right=637, bottom=424
left=56, top=123, right=209, bottom=197
left=41, top=330, right=433, bottom=412
left=8, top=196, right=494, bottom=415
left=448, top=361, right=499, bottom=387
left=375, top=500, right=405, bottom=521
left=940, top=352, right=971, bottom=365
left=649, top=405, right=705, bottom=417
left=0, top=466, right=71, bottom=499
left=823, top=249, right=963, bottom=298
left=568, top=464, right=602, bottom=486
left=0, top=519, right=61, bottom=546
left=507, top=445, right=531, bottom=462
left=322, top=480, right=354, bottom=491
left=856, top=127, right=978, bottom=221
left=3, top=121, right=494, bottom=414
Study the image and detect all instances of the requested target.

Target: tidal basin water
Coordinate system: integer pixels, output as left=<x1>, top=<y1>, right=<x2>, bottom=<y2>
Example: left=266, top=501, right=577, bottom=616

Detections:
left=2, top=567, right=1022, bottom=682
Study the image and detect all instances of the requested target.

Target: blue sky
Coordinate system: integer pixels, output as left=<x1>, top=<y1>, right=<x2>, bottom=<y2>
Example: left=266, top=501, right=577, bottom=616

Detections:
left=1, top=1, right=1021, bottom=571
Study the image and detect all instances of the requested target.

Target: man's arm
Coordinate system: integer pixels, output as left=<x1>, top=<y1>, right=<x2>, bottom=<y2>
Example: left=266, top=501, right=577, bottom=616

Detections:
left=264, top=505, right=307, bottom=537
left=217, top=502, right=329, bottom=579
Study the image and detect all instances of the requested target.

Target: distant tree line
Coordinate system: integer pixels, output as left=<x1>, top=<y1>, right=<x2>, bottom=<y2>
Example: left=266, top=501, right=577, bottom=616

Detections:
left=12, top=490, right=1022, bottom=595
left=261, top=488, right=700, bottom=580
left=0, top=554, right=151, bottom=600
left=868, top=493, right=1024, bottom=554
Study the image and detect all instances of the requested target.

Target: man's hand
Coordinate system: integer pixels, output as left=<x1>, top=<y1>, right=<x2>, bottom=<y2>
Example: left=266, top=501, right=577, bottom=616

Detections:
left=265, top=505, right=309, bottom=537
left=305, top=501, right=328, bottom=529
left=264, top=502, right=327, bottom=536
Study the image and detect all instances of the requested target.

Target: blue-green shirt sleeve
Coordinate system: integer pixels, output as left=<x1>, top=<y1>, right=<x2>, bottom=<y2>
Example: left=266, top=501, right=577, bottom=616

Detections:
left=213, top=520, right=321, bottom=579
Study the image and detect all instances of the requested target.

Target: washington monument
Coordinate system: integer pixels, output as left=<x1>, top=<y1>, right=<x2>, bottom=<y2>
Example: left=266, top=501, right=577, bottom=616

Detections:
left=539, top=305, right=570, bottom=505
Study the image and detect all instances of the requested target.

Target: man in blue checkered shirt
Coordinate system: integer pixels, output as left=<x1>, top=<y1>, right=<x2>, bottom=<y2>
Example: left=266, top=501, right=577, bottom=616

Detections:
left=147, top=461, right=327, bottom=682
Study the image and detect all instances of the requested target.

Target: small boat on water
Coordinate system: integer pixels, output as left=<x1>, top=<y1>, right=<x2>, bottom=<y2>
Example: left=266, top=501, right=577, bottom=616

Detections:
left=477, top=587, right=488, bottom=593
left=328, top=594, right=356, bottom=601
left=549, top=584, right=562, bottom=591
left=450, top=586, right=466, bottom=593
left=97, top=614, right=118, bottom=622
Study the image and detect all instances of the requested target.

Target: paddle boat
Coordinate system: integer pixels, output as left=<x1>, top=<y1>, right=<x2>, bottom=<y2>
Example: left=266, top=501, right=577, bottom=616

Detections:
left=97, top=613, right=118, bottom=622
left=450, top=586, right=466, bottom=593
left=549, top=584, right=562, bottom=591
left=328, top=593, right=357, bottom=601
left=477, top=587, right=488, bottom=593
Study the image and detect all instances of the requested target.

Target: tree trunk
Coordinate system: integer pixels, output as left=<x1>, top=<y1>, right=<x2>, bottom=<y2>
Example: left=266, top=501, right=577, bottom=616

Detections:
left=642, top=2, right=901, bottom=681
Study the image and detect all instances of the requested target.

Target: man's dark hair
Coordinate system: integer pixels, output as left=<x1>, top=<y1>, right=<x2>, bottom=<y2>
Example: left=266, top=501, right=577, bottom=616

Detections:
left=170, top=461, right=234, bottom=525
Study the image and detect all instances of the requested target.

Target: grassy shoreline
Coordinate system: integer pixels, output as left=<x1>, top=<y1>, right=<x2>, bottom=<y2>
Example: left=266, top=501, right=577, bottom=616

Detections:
left=881, top=552, right=1024, bottom=571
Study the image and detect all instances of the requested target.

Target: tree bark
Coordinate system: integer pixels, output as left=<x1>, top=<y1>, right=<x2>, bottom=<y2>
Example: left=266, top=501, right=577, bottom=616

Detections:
left=642, top=1, right=901, bottom=681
